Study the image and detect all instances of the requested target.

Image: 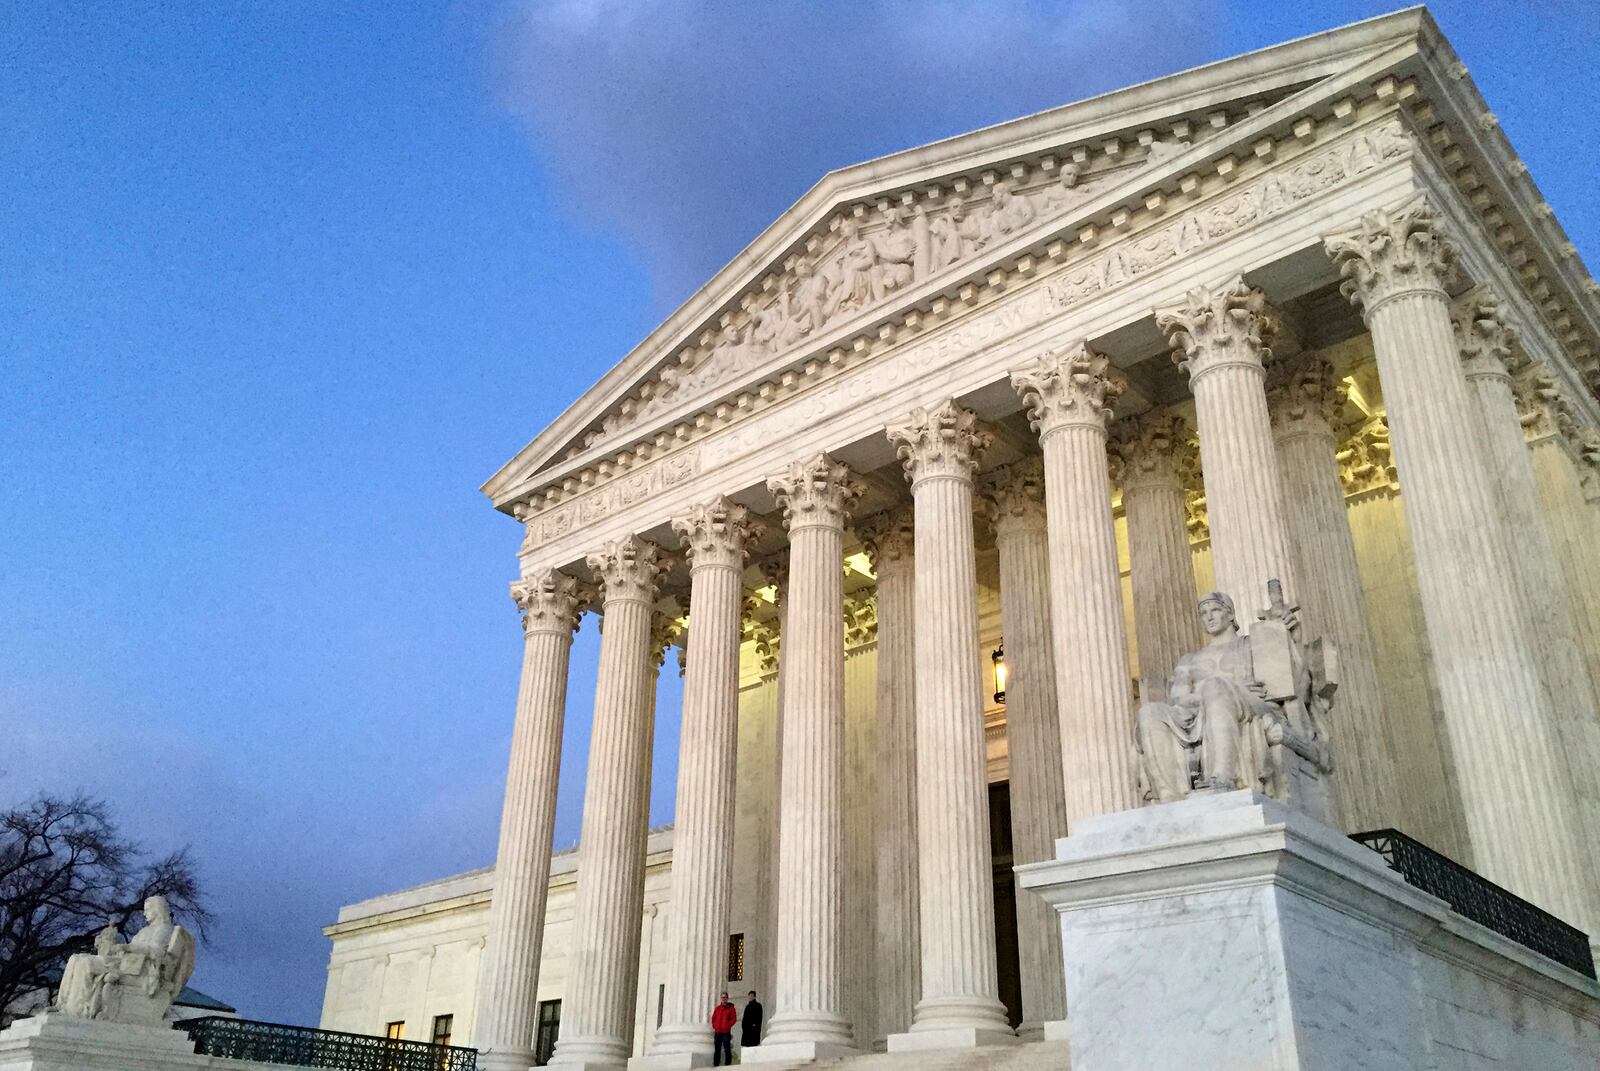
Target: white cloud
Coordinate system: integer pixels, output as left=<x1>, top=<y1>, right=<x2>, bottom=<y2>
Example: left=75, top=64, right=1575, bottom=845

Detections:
left=496, top=0, right=1223, bottom=308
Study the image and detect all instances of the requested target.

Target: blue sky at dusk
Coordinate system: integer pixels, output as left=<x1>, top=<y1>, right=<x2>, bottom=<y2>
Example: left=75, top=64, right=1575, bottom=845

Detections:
left=4, top=0, right=1596, bottom=1025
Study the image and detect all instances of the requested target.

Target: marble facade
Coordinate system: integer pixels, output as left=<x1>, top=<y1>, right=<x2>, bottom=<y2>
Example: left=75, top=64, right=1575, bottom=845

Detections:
left=328, top=9, right=1600, bottom=1068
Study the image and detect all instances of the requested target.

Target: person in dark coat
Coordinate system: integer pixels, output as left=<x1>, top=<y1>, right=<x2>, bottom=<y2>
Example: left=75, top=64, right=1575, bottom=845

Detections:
left=740, top=990, right=764, bottom=1051
left=711, top=992, right=738, bottom=1066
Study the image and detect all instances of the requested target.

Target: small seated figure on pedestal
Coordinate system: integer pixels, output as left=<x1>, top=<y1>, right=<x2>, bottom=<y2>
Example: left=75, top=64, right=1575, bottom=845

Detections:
left=1135, top=581, right=1338, bottom=822
left=56, top=895, right=196, bottom=1027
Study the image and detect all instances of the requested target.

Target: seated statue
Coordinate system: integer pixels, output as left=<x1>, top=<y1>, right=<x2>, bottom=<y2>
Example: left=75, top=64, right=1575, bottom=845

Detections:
left=1135, top=582, right=1337, bottom=822
left=56, top=896, right=196, bottom=1026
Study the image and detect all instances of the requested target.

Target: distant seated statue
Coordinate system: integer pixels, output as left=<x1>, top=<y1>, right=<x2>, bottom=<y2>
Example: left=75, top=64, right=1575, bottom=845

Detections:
left=57, top=896, right=196, bottom=1026
left=1135, top=582, right=1337, bottom=822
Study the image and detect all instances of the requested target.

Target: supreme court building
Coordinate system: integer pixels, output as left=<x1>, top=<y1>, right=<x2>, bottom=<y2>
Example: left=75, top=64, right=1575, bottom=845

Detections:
left=320, top=10, right=1600, bottom=1068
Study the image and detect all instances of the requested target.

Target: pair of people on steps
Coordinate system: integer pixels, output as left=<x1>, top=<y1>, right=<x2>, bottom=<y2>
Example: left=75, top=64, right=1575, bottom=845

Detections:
left=710, top=990, right=762, bottom=1065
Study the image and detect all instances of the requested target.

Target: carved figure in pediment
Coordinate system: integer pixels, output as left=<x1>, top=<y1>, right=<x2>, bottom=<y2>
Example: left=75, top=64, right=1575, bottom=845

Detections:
left=1034, top=162, right=1084, bottom=216
left=926, top=195, right=970, bottom=271
left=785, top=259, right=828, bottom=341
left=975, top=179, right=1036, bottom=246
left=1135, top=583, right=1336, bottom=821
left=1142, top=138, right=1190, bottom=169
left=822, top=215, right=916, bottom=319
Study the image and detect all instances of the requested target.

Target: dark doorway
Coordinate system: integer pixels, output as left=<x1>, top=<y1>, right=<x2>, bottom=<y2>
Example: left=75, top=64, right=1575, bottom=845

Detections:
left=989, top=782, right=1023, bottom=1029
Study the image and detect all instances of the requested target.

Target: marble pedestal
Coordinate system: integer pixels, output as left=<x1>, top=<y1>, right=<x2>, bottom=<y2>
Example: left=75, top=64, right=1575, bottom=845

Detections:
left=1016, top=791, right=1600, bottom=1071
left=0, top=1013, right=233, bottom=1071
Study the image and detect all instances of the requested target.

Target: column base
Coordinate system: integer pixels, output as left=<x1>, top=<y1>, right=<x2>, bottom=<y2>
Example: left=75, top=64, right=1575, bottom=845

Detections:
left=885, top=1026, right=1019, bottom=1053
left=738, top=1039, right=857, bottom=1064
left=627, top=1052, right=711, bottom=1070
left=477, top=1048, right=538, bottom=1071
left=548, top=1035, right=630, bottom=1071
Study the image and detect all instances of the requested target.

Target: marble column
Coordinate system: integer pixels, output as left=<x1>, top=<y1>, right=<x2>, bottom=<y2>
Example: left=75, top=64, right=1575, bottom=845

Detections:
left=643, top=500, right=763, bottom=1066
left=1455, top=298, right=1600, bottom=907
left=884, top=400, right=1013, bottom=1050
left=1266, top=355, right=1399, bottom=832
left=1012, top=344, right=1139, bottom=822
left=1156, top=277, right=1299, bottom=621
left=1110, top=413, right=1203, bottom=701
left=1324, top=196, right=1596, bottom=927
left=981, top=459, right=1069, bottom=1038
left=748, top=455, right=862, bottom=1064
left=754, top=556, right=789, bottom=1003
left=1336, top=418, right=1471, bottom=861
left=857, top=507, right=920, bottom=1046
left=551, top=537, right=669, bottom=1070
left=841, top=592, right=879, bottom=1050
left=1517, top=363, right=1600, bottom=699
left=477, top=569, right=591, bottom=1071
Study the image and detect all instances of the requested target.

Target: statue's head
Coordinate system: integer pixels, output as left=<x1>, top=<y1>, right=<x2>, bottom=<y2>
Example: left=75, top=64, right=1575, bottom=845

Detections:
left=1060, top=162, right=1081, bottom=188
left=839, top=216, right=860, bottom=240
left=1198, top=591, right=1237, bottom=636
left=143, top=896, right=172, bottom=924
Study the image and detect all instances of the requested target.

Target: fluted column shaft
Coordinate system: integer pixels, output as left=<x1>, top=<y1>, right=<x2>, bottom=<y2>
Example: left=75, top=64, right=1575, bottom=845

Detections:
left=1456, top=320, right=1600, bottom=924
left=752, top=456, right=862, bottom=1061
left=884, top=401, right=1011, bottom=1047
left=1113, top=415, right=1203, bottom=700
left=1326, top=199, right=1594, bottom=926
left=1013, top=346, right=1138, bottom=823
left=478, top=571, right=588, bottom=1071
left=859, top=510, right=919, bottom=1045
left=984, top=463, right=1068, bottom=1036
left=1158, top=279, right=1298, bottom=620
left=1267, top=358, right=1397, bottom=831
left=552, top=539, right=667, bottom=1069
left=649, top=502, right=762, bottom=1061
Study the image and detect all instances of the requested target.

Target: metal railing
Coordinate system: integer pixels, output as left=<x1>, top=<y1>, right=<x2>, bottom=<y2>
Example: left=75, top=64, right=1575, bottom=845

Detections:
left=178, top=1017, right=477, bottom=1071
left=1351, top=828, right=1596, bottom=979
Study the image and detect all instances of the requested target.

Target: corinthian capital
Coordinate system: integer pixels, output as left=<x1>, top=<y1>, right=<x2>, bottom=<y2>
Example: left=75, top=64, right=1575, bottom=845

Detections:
left=672, top=496, right=766, bottom=572
left=650, top=611, right=685, bottom=671
left=1513, top=360, right=1579, bottom=444
left=844, top=591, right=878, bottom=649
left=885, top=399, right=993, bottom=485
left=510, top=568, right=592, bottom=636
left=1323, top=194, right=1458, bottom=315
left=1577, top=429, right=1600, bottom=504
left=1156, top=277, right=1277, bottom=383
left=1336, top=415, right=1399, bottom=496
left=767, top=453, right=864, bottom=532
left=856, top=505, right=915, bottom=572
left=1010, top=342, right=1124, bottom=438
left=586, top=535, right=671, bottom=605
left=1266, top=355, right=1346, bottom=440
left=981, top=456, right=1047, bottom=533
left=1452, top=287, right=1520, bottom=383
left=1109, top=412, right=1192, bottom=494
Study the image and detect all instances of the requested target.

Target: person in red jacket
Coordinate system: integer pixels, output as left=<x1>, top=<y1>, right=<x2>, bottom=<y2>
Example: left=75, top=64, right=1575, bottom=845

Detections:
left=710, top=992, right=738, bottom=1066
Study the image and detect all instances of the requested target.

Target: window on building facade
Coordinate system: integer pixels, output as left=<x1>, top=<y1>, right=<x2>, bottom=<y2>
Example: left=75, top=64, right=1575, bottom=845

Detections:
left=727, top=932, right=745, bottom=982
left=534, top=1000, right=561, bottom=1067
left=430, top=1014, right=453, bottom=1047
left=385, top=1021, right=405, bottom=1040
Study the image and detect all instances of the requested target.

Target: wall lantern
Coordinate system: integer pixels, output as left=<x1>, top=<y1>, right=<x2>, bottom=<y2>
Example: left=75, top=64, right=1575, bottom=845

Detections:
left=992, top=645, right=1007, bottom=705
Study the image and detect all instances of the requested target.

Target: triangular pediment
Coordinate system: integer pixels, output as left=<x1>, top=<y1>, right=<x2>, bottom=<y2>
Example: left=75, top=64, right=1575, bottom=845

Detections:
left=483, top=6, right=1599, bottom=512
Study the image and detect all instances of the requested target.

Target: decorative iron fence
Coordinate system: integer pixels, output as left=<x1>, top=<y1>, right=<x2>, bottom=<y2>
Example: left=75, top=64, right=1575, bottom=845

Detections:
left=1351, top=828, right=1597, bottom=979
left=178, top=1017, right=477, bottom=1071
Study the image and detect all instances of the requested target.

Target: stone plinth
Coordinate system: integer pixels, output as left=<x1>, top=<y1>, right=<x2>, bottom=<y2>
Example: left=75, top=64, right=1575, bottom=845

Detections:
left=0, top=1013, right=245, bottom=1071
left=1017, top=792, right=1600, bottom=1071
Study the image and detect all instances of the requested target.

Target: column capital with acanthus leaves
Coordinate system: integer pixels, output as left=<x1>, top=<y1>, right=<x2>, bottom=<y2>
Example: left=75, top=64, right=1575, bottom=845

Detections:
left=1156, top=276, right=1278, bottom=384
left=885, top=399, right=993, bottom=486
left=1265, top=354, right=1347, bottom=441
left=511, top=568, right=593, bottom=636
left=1010, top=342, right=1124, bottom=439
left=1109, top=412, right=1192, bottom=495
left=672, top=496, right=766, bottom=572
left=980, top=456, right=1047, bottom=534
left=767, top=453, right=864, bottom=533
left=856, top=505, right=915, bottom=573
left=585, top=535, right=671, bottom=606
left=1452, top=286, right=1521, bottom=384
left=1323, top=194, right=1460, bottom=316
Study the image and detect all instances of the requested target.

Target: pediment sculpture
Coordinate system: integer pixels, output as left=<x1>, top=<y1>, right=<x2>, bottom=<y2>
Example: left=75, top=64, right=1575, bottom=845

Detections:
left=56, top=895, right=196, bottom=1026
left=607, top=144, right=1208, bottom=440
left=1135, top=581, right=1337, bottom=822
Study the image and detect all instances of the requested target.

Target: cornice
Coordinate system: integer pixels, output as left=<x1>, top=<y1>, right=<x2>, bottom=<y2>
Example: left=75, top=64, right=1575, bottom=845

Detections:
left=483, top=11, right=1433, bottom=509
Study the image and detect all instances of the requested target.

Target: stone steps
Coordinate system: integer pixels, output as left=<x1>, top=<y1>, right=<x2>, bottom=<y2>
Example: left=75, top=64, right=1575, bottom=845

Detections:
left=748, top=1039, right=1069, bottom=1071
